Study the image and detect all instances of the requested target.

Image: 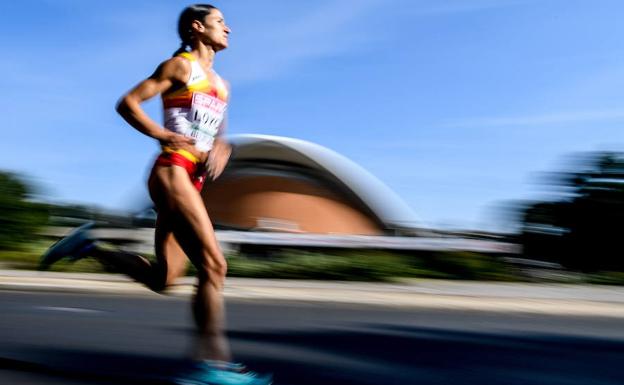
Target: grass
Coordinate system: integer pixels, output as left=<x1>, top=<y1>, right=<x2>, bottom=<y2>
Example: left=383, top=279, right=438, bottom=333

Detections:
left=0, top=239, right=106, bottom=273
left=222, top=249, right=519, bottom=282
left=2, top=239, right=624, bottom=285
left=585, top=271, right=624, bottom=285
left=0, top=241, right=48, bottom=270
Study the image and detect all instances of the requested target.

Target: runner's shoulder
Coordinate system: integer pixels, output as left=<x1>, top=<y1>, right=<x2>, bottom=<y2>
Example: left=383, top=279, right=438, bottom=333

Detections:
left=152, top=56, right=191, bottom=84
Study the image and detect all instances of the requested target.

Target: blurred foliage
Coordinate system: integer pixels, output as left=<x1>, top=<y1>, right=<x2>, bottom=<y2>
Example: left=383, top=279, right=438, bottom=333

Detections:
left=0, top=245, right=46, bottom=269
left=4, top=151, right=624, bottom=283
left=0, top=240, right=102, bottom=273
left=2, top=237, right=623, bottom=284
left=585, top=271, right=624, bottom=285
left=225, top=250, right=417, bottom=282
left=219, top=248, right=517, bottom=282
left=0, top=171, right=49, bottom=251
left=422, top=251, right=516, bottom=281
left=519, top=152, right=624, bottom=272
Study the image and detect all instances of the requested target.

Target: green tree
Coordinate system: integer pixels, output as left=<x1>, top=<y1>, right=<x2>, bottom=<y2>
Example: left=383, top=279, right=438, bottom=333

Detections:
left=0, top=171, right=49, bottom=250
left=520, top=152, right=624, bottom=271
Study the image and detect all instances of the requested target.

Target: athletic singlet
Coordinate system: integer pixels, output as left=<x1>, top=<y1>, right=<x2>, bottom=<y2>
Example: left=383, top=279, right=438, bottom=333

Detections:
left=162, top=52, right=229, bottom=152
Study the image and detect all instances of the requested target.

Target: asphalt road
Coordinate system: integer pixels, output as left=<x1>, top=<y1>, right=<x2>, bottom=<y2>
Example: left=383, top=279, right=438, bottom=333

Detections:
left=1, top=290, right=624, bottom=385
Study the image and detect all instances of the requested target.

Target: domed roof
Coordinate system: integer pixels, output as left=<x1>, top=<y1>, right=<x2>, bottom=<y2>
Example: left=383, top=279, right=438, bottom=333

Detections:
left=228, top=134, right=420, bottom=230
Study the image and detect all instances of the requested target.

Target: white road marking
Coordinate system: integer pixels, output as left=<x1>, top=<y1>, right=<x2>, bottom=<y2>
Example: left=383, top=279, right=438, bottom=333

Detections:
left=35, top=306, right=104, bottom=314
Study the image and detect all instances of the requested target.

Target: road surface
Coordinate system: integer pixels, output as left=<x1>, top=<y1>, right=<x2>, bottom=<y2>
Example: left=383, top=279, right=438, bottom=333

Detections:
left=1, top=290, right=624, bottom=384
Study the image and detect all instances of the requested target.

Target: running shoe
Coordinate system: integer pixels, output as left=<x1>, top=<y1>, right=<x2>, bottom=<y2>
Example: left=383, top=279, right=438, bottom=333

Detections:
left=174, top=362, right=272, bottom=385
left=202, top=360, right=247, bottom=373
left=39, top=222, right=95, bottom=270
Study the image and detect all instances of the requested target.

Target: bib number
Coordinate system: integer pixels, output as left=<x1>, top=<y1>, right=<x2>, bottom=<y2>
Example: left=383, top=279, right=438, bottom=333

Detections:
left=187, top=93, right=226, bottom=150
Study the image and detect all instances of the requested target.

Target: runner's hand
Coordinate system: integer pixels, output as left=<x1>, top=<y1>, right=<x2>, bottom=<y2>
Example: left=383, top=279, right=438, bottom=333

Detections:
left=159, top=131, right=195, bottom=149
left=207, top=138, right=232, bottom=180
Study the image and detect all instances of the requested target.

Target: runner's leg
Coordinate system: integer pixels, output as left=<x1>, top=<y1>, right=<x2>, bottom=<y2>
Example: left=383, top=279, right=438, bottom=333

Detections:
left=152, top=164, right=230, bottom=362
left=171, top=212, right=231, bottom=362
left=85, top=216, right=188, bottom=292
left=150, top=213, right=190, bottom=291
left=80, top=164, right=192, bottom=291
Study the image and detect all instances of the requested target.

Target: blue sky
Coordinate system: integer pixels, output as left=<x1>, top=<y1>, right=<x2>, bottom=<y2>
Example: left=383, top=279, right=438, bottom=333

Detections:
left=1, top=0, right=623, bottom=231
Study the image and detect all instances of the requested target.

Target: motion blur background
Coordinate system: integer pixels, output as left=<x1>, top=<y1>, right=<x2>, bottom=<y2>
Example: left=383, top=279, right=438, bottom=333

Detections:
left=2, top=2, right=624, bottom=385
left=1, top=0, right=623, bottom=281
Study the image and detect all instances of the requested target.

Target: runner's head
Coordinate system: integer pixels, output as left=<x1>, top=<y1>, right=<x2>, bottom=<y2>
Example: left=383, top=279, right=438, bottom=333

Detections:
left=174, top=4, right=230, bottom=56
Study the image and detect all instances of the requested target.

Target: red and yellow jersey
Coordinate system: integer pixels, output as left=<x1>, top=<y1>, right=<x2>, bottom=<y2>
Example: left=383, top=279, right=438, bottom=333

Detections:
left=162, top=52, right=229, bottom=152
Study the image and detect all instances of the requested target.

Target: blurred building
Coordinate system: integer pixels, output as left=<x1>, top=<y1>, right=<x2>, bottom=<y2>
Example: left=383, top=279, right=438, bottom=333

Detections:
left=110, top=134, right=514, bottom=255
left=202, top=134, right=420, bottom=236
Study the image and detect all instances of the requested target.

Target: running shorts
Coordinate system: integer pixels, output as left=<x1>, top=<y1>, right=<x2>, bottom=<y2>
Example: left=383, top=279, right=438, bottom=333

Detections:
left=154, top=148, right=206, bottom=191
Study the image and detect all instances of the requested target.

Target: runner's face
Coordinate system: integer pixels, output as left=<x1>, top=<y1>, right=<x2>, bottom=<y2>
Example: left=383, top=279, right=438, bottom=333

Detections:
left=200, top=9, right=230, bottom=51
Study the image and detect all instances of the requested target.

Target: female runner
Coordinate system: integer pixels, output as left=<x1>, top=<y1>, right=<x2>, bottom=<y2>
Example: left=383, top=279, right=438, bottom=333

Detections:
left=41, top=4, right=271, bottom=385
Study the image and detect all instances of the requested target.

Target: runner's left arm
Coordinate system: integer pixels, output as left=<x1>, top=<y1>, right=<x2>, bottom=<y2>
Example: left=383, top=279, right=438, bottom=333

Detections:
left=207, top=81, right=232, bottom=180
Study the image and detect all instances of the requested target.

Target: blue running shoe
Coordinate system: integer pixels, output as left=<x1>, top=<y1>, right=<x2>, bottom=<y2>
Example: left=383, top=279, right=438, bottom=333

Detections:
left=202, top=360, right=247, bottom=373
left=39, top=222, right=95, bottom=270
left=174, top=362, right=272, bottom=385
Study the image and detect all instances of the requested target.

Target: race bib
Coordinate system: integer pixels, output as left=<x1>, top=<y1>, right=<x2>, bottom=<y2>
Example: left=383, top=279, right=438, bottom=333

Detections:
left=187, top=93, right=227, bottom=151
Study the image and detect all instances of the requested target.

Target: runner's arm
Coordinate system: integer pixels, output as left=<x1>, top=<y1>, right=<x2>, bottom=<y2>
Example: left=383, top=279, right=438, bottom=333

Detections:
left=207, top=81, right=232, bottom=179
left=216, top=79, right=231, bottom=137
left=116, top=58, right=194, bottom=146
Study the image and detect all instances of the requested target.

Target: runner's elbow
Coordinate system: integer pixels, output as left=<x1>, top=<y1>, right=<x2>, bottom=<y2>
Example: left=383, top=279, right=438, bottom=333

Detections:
left=115, top=95, right=131, bottom=116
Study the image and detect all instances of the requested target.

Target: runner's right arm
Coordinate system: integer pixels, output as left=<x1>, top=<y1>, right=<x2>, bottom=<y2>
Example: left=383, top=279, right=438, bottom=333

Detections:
left=116, top=58, right=195, bottom=148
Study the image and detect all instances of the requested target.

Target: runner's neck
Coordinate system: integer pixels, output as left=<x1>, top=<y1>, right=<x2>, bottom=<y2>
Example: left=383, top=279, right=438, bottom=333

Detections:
left=190, top=44, right=215, bottom=70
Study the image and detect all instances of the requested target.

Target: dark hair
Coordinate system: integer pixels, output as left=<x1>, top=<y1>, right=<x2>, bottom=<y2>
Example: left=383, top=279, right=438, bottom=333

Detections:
left=172, top=4, right=217, bottom=57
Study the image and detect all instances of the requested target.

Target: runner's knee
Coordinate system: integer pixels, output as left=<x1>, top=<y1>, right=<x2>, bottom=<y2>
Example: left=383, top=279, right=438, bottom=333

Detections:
left=197, top=252, right=227, bottom=282
left=147, top=265, right=170, bottom=293
left=198, top=262, right=227, bottom=281
left=150, top=280, right=167, bottom=293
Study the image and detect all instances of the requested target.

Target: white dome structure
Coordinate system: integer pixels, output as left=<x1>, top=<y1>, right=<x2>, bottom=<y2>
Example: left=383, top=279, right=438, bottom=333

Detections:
left=202, top=134, right=419, bottom=235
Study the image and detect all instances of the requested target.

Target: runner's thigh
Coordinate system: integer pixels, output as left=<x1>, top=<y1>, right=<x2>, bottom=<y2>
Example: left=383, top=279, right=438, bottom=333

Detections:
left=169, top=211, right=223, bottom=276
left=154, top=166, right=224, bottom=272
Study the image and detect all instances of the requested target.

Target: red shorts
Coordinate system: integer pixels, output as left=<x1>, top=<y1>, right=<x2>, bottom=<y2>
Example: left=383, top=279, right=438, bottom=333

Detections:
left=154, top=149, right=206, bottom=191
